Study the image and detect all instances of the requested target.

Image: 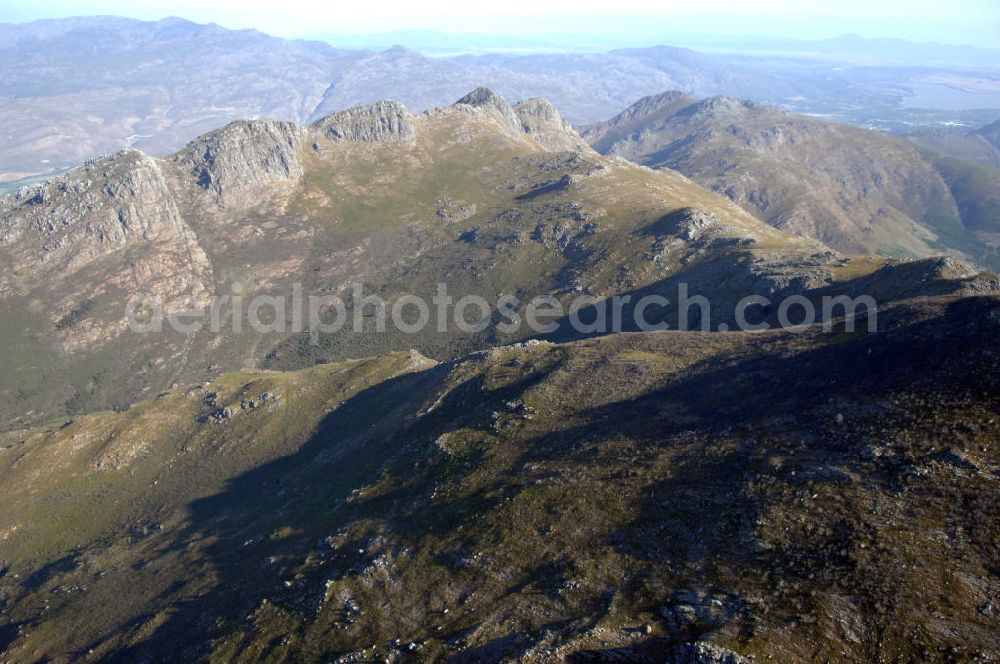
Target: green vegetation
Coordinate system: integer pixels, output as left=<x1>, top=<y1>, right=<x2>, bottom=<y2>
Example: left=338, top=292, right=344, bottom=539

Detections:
left=582, top=95, right=1000, bottom=267
left=0, top=295, right=997, bottom=662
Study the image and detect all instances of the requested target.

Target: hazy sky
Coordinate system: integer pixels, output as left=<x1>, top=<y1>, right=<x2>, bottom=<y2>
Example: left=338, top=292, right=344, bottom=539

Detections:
left=1, top=0, right=998, bottom=46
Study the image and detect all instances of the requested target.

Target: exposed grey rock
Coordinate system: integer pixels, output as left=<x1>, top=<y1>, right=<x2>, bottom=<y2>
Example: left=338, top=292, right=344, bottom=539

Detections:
left=0, top=150, right=211, bottom=306
left=659, top=207, right=724, bottom=242
left=659, top=588, right=744, bottom=637
left=197, top=403, right=237, bottom=424
left=696, top=96, right=761, bottom=118
left=312, top=100, right=415, bottom=144
left=435, top=197, right=478, bottom=222
left=455, top=87, right=522, bottom=134
left=174, top=119, right=305, bottom=208
left=672, top=642, right=750, bottom=664
left=514, top=98, right=590, bottom=152
left=579, top=90, right=695, bottom=150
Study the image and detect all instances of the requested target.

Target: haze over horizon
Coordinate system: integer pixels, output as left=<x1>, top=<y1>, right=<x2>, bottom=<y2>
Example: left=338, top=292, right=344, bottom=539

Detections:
left=1, top=1, right=1000, bottom=661
left=1, top=0, right=998, bottom=48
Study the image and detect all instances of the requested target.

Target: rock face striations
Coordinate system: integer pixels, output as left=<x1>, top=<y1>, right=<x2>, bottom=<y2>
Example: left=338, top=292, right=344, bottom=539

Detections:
left=514, top=97, right=592, bottom=152
left=312, top=99, right=417, bottom=144
left=2, top=151, right=187, bottom=268
left=0, top=150, right=211, bottom=307
left=173, top=120, right=306, bottom=209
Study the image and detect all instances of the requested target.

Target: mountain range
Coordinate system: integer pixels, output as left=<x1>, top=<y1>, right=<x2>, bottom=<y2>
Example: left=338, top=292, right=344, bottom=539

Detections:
left=0, top=17, right=790, bottom=183
left=581, top=91, right=999, bottom=269
left=5, top=87, right=906, bottom=429
left=3, top=16, right=1000, bottom=184
left=0, top=22, right=999, bottom=662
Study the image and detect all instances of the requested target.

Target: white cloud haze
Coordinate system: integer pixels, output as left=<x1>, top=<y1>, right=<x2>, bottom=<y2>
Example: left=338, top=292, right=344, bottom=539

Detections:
left=0, top=0, right=997, bottom=46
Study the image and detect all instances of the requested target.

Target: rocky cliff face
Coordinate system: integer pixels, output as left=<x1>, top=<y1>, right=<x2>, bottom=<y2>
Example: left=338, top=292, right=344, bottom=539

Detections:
left=514, top=97, right=591, bottom=152
left=311, top=99, right=416, bottom=144
left=0, top=149, right=213, bottom=358
left=0, top=150, right=208, bottom=288
left=455, top=86, right=524, bottom=135
left=173, top=119, right=306, bottom=209
left=0, top=88, right=992, bottom=429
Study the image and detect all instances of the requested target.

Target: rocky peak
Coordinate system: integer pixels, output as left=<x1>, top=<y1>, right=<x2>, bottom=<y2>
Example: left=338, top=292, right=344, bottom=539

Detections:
left=578, top=90, right=696, bottom=151
left=1, top=150, right=185, bottom=264
left=454, top=87, right=522, bottom=134
left=0, top=148, right=211, bottom=314
left=615, top=90, right=695, bottom=125
left=691, top=96, right=761, bottom=118
left=173, top=119, right=305, bottom=209
left=312, top=100, right=416, bottom=144
left=513, top=97, right=590, bottom=152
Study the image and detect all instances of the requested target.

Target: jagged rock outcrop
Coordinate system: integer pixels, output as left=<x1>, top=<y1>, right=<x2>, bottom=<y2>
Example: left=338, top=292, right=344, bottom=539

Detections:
left=0, top=149, right=212, bottom=349
left=455, top=87, right=523, bottom=135
left=312, top=100, right=416, bottom=144
left=672, top=642, right=749, bottom=664
left=1, top=150, right=199, bottom=275
left=3, top=89, right=989, bottom=434
left=513, top=97, right=591, bottom=152
left=653, top=207, right=726, bottom=242
left=174, top=119, right=306, bottom=208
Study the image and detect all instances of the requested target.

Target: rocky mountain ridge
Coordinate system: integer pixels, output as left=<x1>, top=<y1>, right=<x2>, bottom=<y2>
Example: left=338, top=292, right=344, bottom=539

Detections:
left=5, top=87, right=971, bottom=428
left=0, top=16, right=802, bottom=184
left=581, top=92, right=998, bottom=268
left=907, top=117, right=1000, bottom=168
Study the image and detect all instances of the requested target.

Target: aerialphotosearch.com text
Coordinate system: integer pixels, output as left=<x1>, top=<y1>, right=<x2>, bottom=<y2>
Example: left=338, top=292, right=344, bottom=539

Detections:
left=126, top=282, right=877, bottom=343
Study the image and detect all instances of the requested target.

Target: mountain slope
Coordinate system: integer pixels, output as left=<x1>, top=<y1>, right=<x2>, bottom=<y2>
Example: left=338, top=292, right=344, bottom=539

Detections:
left=0, top=291, right=997, bottom=662
left=4, top=88, right=899, bottom=429
left=581, top=92, right=996, bottom=266
left=907, top=118, right=1000, bottom=168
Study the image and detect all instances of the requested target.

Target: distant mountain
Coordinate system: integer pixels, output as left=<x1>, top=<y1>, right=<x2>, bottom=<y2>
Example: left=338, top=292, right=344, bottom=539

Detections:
left=579, top=90, right=697, bottom=153
left=303, top=29, right=1000, bottom=65
left=0, top=17, right=808, bottom=183
left=310, top=45, right=792, bottom=126
left=907, top=118, right=1000, bottom=168
left=1, top=87, right=931, bottom=427
left=582, top=92, right=998, bottom=267
left=0, top=16, right=365, bottom=181
left=3, top=16, right=999, bottom=185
